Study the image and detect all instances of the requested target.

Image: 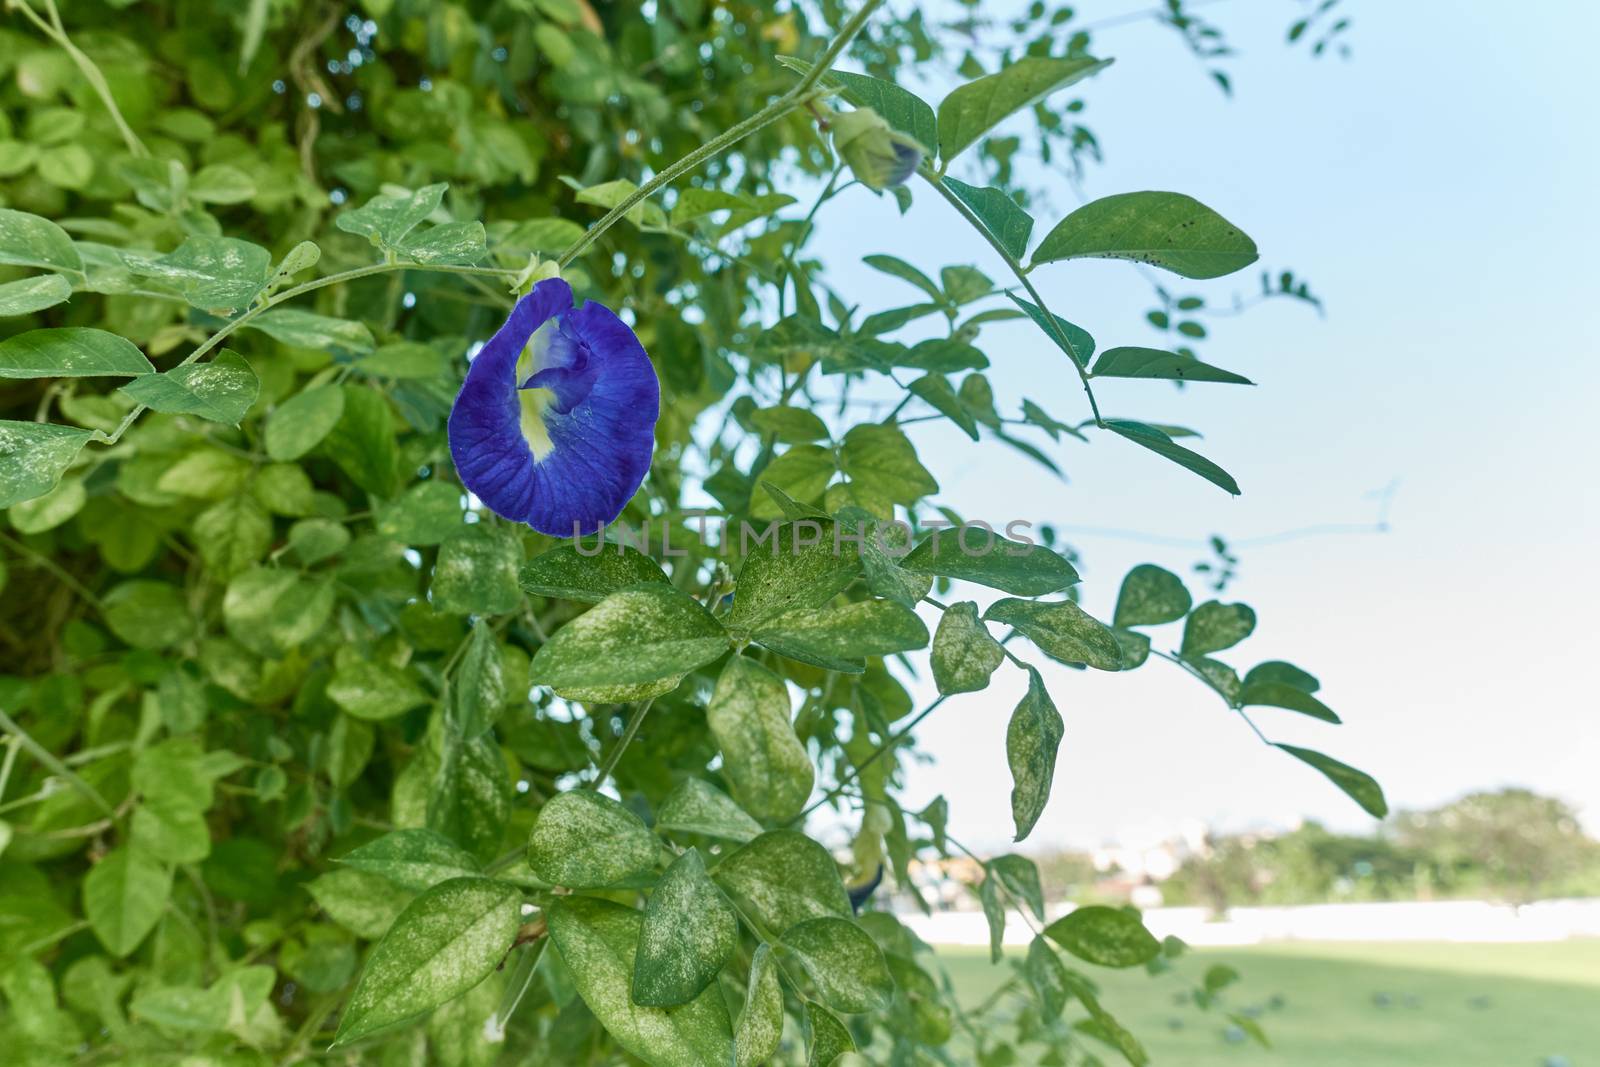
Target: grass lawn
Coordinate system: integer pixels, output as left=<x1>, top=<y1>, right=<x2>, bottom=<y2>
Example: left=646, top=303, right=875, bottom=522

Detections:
left=932, top=939, right=1600, bottom=1066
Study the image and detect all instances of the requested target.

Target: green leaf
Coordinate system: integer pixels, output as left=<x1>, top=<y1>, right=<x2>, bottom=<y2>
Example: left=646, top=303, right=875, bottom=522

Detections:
left=748, top=445, right=836, bottom=520
left=526, top=790, right=658, bottom=889
left=735, top=944, right=784, bottom=1067
left=779, top=916, right=893, bottom=1013
left=144, top=236, right=272, bottom=308
left=1113, top=564, right=1192, bottom=627
left=0, top=208, right=82, bottom=274
left=904, top=527, right=1078, bottom=595
left=326, top=659, right=429, bottom=721
left=1276, top=744, right=1388, bottom=817
left=1091, top=346, right=1252, bottom=385
left=427, top=732, right=512, bottom=865
left=0, top=328, right=152, bottom=379
left=222, top=567, right=335, bottom=655
left=400, top=220, right=488, bottom=265
left=130, top=795, right=210, bottom=864
left=706, top=656, right=814, bottom=823
left=985, top=598, right=1123, bottom=671
left=1025, top=936, right=1070, bottom=1019
left=374, top=480, right=465, bottom=545
left=84, top=847, right=172, bottom=957
left=1103, top=419, right=1239, bottom=495
left=0, top=273, right=71, bottom=317
left=728, top=520, right=861, bottom=630
left=1043, top=906, right=1161, bottom=968
left=8, top=475, right=84, bottom=533
left=712, top=830, right=851, bottom=936
left=575, top=179, right=669, bottom=228
left=431, top=526, right=522, bottom=615
left=0, top=420, right=92, bottom=508
left=805, top=1002, right=855, bottom=1065
left=188, top=163, right=256, bottom=203
left=990, top=854, right=1046, bottom=921
left=336, top=183, right=447, bottom=248
left=839, top=423, right=938, bottom=505
left=338, top=829, right=483, bottom=891
left=1180, top=600, right=1256, bottom=656
left=1239, top=680, right=1338, bottom=723
left=247, top=308, right=375, bottom=357
left=1244, top=660, right=1320, bottom=693
left=1032, top=191, right=1259, bottom=279
left=835, top=506, right=932, bottom=609
left=930, top=601, right=1004, bottom=696
left=658, top=779, right=763, bottom=844
left=355, top=341, right=448, bottom=379
left=547, top=896, right=734, bottom=1067
left=322, top=384, right=398, bottom=497
left=978, top=872, right=1005, bottom=963
left=776, top=58, right=938, bottom=153
left=632, top=848, right=738, bottom=1006
left=1006, top=292, right=1095, bottom=368
left=452, top=621, right=508, bottom=739
left=752, top=599, right=929, bottom=673
left=908, top=373, right=979, bottom=440
left=1005, top=667, right=1064, bottom=842
left=103, top=580, right=195, bottom=650
left=518, top=543, right=670, bottom=603
left=749, top=404, right=830, bottom=443
left=285, top=517, right=349, bottom=565
left=863, top=254, right=942, bottom=301
left=941, top=176, right=1034, bottom=260
left=193, top=495, right=272, bottom=577
left=118, top=350, right=259, bottom=424
left=938, top=55, right=1112, bottom=160
left=332, top=876, right=521, bottom=1046
left=264, top=385, right=345, bottom=461
left=530, top=586, right=727, bottom=693
left=307, top=868, right=414, bottom=941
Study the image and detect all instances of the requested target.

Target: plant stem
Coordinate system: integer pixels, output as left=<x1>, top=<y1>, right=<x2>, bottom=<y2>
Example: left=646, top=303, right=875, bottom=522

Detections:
left=91, top=261, right=521, bottom=448
left=555, top=0, right=884, bottom=269
left=14, top=0, right=148, bottom=157
left=919, top=170, right=1105, bottom=425
left=0, top=708, right=117, bottom=820
left=592, top=698, right=656, bottom=787
left=793, top=694, right=949, bottom=823
left=1149, top=647, right=1272, bottom=745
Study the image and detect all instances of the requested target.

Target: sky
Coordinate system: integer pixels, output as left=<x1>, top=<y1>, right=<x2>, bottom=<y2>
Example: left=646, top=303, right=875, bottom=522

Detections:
left=802, top=1, right=1600, bottom=852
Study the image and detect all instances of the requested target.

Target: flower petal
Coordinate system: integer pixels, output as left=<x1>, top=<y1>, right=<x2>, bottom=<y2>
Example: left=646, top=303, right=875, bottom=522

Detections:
left=447, top=278, right=659, bottom=537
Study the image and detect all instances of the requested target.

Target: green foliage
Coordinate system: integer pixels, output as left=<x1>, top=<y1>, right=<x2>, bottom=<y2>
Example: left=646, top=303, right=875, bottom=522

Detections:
left=0, top=0, right=1383, bottom=1062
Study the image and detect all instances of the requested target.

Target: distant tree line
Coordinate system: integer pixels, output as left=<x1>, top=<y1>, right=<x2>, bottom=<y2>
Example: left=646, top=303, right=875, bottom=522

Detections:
left=1034, top=789, right=1600, bottom=911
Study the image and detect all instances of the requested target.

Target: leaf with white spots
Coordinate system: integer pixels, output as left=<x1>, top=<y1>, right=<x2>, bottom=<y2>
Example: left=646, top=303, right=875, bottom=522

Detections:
left=986, top=598, right=1124, bottom=671
left=119, top=350, right=260, bottom=425
left=1006, top=666, right=1064, bottom=842
left=712, top=830, right=851, bottom=937
left=530, top=586, right=729, bottom=693
left=1043, top=905, right=1161, bottom=968
left=526, top=790, right=658, bottom=889
left=657, top=779, right=763, bottom=844
left=632, top=848, right=738, bottom=1007
left=1181, top=600, right=1257, bottom=656
left=0, top=420, right=93, bottom=509
left=0, top=273, right=71, bottom=317
left=736, top=944, right=784, bottom=1067
left=331, top=876, right=521, bottom=1046
left=547, top=896, right=734, bottom=1067
left=706, top=656, right=814, bottom=823
left=751, top=599, right=928, bottom=674
left=337, top=829, right=483, bottom=892
left=0, top=328, right=152, bottom=379
left=779, top=916, right=893, bottom=1014
left=726, top=519, right=862, bottom=630
left=517, top=542, right=670, bottom=603
left=930, top=601, right=1004, bottom=695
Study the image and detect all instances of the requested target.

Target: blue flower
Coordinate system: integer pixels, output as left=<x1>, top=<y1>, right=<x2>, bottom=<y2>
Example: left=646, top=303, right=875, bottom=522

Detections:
left=448, top=277, right=659, bottom=536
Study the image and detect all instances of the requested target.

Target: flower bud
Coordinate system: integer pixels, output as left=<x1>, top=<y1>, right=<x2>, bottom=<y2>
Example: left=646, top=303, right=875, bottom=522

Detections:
left=830, top=107, right=923, bottom=191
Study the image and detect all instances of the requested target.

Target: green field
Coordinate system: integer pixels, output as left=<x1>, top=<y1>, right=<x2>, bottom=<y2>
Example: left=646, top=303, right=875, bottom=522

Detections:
left=934, top=939, right=1600, bottom=1066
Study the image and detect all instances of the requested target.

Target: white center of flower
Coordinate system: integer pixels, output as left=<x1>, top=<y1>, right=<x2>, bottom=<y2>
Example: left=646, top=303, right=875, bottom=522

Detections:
left=516, top=321, right=560, bottom=462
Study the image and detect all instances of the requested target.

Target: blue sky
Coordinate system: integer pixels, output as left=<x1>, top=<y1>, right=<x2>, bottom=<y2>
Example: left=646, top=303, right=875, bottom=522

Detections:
left=803, top=1, right=1600, bottom=850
